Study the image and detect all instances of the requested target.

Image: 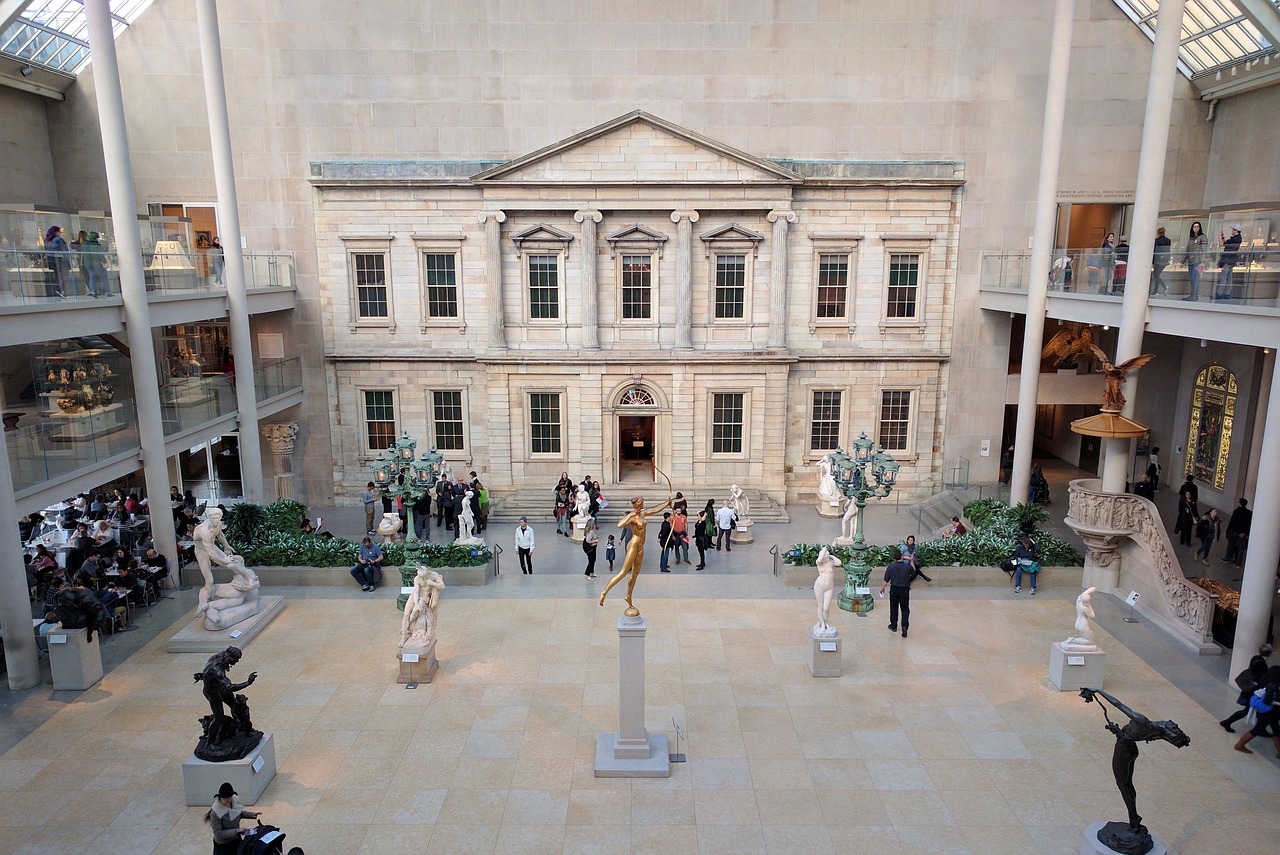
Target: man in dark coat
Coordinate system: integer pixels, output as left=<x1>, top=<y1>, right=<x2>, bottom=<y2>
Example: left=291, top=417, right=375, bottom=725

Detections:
left=879, top=548, right=920, bottom=638
left=1224, top=498, right=1252, bottom=566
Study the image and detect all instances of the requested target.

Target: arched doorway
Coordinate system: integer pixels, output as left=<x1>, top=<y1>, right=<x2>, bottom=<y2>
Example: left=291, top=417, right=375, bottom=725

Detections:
left=615, top=385, right=658, bottom=483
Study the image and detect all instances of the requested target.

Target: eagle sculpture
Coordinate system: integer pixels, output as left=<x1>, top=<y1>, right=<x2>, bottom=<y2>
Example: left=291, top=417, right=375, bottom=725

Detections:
left=1088, top=345, right=1155, bottom=412
left=1041, top=325, right=1096, bottom=370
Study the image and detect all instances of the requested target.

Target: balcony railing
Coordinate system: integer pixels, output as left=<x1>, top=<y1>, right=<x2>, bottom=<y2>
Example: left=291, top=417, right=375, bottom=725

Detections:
left=981, top=250, right=1280, bottom=309
left=253, top=356, right=303, bottom=403
left=160, top=375, right=238, bottom=438
left=7, top=400, right=140, bottom=494
left=0, top=248, right=295, bottom=308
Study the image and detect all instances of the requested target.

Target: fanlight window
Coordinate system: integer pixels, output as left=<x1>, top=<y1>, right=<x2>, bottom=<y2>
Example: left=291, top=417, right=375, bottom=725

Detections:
left=618, top=387, right=656, bottom=407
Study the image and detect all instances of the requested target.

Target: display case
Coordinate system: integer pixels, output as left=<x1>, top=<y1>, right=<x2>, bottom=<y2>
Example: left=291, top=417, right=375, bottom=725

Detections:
left=159, top=323, right=230, bottom=379
left=1153, top=208, right=1280, bottom=301
left=0, top=207, right=119, bottom=299
left=32, top=344, right=132, bottom=442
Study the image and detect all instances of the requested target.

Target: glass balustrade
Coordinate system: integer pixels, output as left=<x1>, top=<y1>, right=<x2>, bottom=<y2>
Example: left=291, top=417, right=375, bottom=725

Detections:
left=7, top=400, right=141, bottom=494
left=159, top=374, right=239, bottom=437
left=253, top=356, right=303, bottom=403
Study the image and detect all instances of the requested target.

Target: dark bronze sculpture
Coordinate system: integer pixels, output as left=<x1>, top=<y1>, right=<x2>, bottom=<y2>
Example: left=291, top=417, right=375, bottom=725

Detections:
left=49, top=586, right=110, bottom=642
left=1080, top=688, right=1190, bottom=855
left=193, top=646, right=262, bottom=762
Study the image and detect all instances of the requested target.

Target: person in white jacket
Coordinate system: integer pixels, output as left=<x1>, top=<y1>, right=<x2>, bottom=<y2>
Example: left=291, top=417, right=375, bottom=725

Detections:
left=515, top=516, right=536, bottom=574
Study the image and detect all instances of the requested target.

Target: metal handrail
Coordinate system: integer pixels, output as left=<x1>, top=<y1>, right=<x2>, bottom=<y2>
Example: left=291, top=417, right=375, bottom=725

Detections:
left=492, top=543, right=502, bottom=576
left=769, top=543, right=779, bottom=577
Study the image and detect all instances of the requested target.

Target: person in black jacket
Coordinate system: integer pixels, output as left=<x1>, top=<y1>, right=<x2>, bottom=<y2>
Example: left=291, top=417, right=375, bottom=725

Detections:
left=413, top=491, right=431, bottom=542
left=1224, top=498, right=1252, bottom=566
left=1215, top=224, right=1243, bottom=299
left=1233, top=665, right=1280, bottom=756
left=1173, top=489, right=1199, bottom=547
left=1132, top=474, right=1155, bottom=501
left=879, top=548, right=919, bottom=637
left=1151, top=226, right=1172, bottom=295
left=657, top=512, right=674, bottom=573
left=1221, top=644, right=1273, bottom=732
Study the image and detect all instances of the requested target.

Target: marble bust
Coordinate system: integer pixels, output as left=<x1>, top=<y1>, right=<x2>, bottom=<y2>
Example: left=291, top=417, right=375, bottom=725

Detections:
left=813, top=547, right=841, bottom=638
left=1062, top=586, right=1100, bottom=651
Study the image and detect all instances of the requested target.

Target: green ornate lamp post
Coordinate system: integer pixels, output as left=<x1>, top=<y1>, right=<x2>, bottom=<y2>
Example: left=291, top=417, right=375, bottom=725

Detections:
left=368, top=431, right=444, bottom=608
left=829, top=432, right=901, bottom=614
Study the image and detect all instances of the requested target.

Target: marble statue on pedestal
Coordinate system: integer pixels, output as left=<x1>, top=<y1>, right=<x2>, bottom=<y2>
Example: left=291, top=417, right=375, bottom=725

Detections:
left=1063, top=586, right=1100, bottom=651
left=455, top=490, right=484, bottom=545
left=817, top=457, right=843, bottom=506
left=400, top=565, right=445, bottom=647
left=600, top=494, right=672, bottom=618
left=835, top=495, right=860, bottom=545
left=813, top=547, right=841, bottom=638
left=193, top=646, right=262, bottom=762
left=376, top=511, right=402, bottom=541
left=729, top=484, right=752, bottom=526
left=193, top=508, right=262, bottom=631
left=575, top=485, right=593, bottom=524
left=50, top=586, right=109, bottom=642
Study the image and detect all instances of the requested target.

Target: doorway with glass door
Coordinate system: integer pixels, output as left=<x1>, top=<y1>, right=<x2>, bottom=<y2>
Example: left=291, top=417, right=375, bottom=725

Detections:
left=618, top=416, right=655, bottom=483
left=176, top=433, right=243, bottom=503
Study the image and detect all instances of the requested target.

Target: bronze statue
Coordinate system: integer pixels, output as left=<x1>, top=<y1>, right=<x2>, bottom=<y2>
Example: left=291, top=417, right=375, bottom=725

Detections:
left=1040, top=324, right=1096, bottom=370
left=599, top=471, right=673, bottom=617
left=50, top=586, right=110, bottom=643
left=193, top=646, right=263, bottom=762
left=1080, top=688, right=1189, bottom=854
left=1088, top=345, right=1155, bottom=412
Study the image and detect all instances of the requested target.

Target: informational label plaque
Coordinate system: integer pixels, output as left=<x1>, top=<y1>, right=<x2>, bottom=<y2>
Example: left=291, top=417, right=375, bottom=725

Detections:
left=1125, top=591, right=1141, bottom=606
left=1067, top=656, right=1086, bottom=666
left=819, top=642, right=837, bottom=652
left=401, top=587, right=414, bottom=595
left=229, top=630, right=243, bottom=639
left=49, top=635, right=66, bottom=644
left=251, top=756, right=264, bottom=773
left=855, top=587, right=870, bottom=596
left=402, top=653, right=420, bottom=663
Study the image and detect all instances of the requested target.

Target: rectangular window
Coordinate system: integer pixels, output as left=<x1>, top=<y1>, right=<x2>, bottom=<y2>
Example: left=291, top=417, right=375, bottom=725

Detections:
left=810, top=390, right=842, bottom=451
left=816, top=254, right=849, bottom=319
left=879, top=390, right=913, bottom=452
left=353, top=253, right=388, bottom=319
left=621, top=254, right=652, bottom=320
left=886, top=253, right=919, bottom=319
left=528, top=255, right=559, bottom=320
left=432, top=390, right=464, bottom=451
left=711, top=392, right=744, bottom=454
left=714, top=254, right=746, bottom=319
left=424, top=253, right=458, bottom=319
left=529, top=392, right=562, bottom=454
left=363, top=390, right=396, bottom=451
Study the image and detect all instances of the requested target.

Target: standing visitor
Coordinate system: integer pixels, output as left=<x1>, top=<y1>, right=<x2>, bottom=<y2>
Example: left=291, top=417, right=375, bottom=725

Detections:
left=1151, top=226, right=1172, bottom=295
left=583, top=521, right=599, bottom=579
left=1215, top=224, right=1242, bottom=299
left=715, top=500, right=736, bottom=552
left=554, top=486, right=570, bottom=537
left=605, top=535, right=617, bottom=573
left=658, top=512, right=674, bottom=573
left=671, top=507, right=689, bottom=565
left=1194, top=507, right=1220, bottom=565
left=515, top=516, right=535, bottom=574
left=879, top=547, right=919, bottom=638
left=44, top=225, right=71, bottom=298
left=1224, top=498, right=1252, bottom=567
left=1174, top=489, right=1199, bottom=547
left=206, top=782, right=261, bottom=855
left=693, top=510, right=712, bottom=571
left=1182, top=221, right=1208, bottom=301
left=1146, top=447, right=1161, bottom=491
left=413, top=490, right=431, bottom=542
left=361, top=481, right=377, bottom=535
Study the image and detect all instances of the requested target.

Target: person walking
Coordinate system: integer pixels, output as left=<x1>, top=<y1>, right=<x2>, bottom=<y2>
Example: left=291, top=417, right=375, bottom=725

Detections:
left=1146, top=447, right=1161, bottom=491
left=1224, top=498, right=1252, bottom=566
left=1195, top=507, right=1220, bottom=565
left=583, top=520, right=599, bottom=579
left=879, top=547, right=919, bottom=638
left=693, top=510, right=712, bottom=571
left=604, top=534, right=617, bottom=573
left=715, top=500, right=736, bottom=552
left=1215, top=224, right=1243, bottom=299
left=658, top=512, right=674, bottom=573
left=1151, top=226, right=1172, bottom=295
left=1182, top=221, right=1208, bottom=301
left=671, top=507, right=689, bottom=564
left=206, top=782, right=261, bottom=855
left=1221, top=644, right=1272, bottom=732
left=361, top=481, right=377, bottom=535
left=515, top=516, right=535, bottom=574
left=1174, top=488, right=1199, bottom=547
left=1233, top=666, right=1280, bottom=757
left=44, top=225, right=71, bottom=298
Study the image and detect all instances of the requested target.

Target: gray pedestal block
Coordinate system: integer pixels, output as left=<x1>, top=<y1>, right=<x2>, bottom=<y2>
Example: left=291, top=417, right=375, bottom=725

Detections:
left=1080, top=820, right=1167, bottom=855
left=397, top=638, right=439, bottom=684
left=1049, top=642, right=1106, bottom=691
left=730, top=526, right=753, bottom=543
left=595, top=615, right=671, bottom=778
left=48, top=627, right=103, bottom=691
left=182, top=733, right=276, bottom=806
left=807, top=628, right=842, bottom=677
left=167, top=596, right=286, bottom=653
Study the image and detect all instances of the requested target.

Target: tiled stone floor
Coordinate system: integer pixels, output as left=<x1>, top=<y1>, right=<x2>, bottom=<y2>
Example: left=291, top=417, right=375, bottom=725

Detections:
left=1, top=590, right=1276, bottom=855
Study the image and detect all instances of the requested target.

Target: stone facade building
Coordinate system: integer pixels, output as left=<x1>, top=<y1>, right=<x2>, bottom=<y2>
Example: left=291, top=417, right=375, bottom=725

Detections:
left=312, top=113, right=961, bottom=502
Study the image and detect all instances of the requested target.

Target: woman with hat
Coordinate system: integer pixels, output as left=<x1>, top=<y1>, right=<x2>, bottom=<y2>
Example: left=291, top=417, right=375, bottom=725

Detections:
left=205, top=782, right=261, bottom=854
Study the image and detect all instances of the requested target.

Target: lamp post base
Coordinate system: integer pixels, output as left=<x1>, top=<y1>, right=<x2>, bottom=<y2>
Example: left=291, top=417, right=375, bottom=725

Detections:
left=837, top=592, right=874, bottom=613
left=837, top=559, right=874, bottom=614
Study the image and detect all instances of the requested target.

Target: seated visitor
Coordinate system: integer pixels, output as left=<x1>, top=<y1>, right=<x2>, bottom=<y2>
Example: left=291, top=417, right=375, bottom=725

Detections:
left=178, top=523, right=196, bottom=565
left=30, top=545, right=60, bottom=587
left=142, top=548, right=170, bottom=596
left=75, top=552, right=105, bottom=588
left=123, top=493, right=143, bottom=516
left=350, top=537, right=384, bottom=592
left=89, top=494, right=107, bottom=520
left=944, top=516, right=967, bottom=538
left=299, top=517, right=314, bottom=534
left=43, top=576, right=64, bottom=612
left=19, top=511, right=46, bottom=543
left=114, top=560, right=146, bottom=604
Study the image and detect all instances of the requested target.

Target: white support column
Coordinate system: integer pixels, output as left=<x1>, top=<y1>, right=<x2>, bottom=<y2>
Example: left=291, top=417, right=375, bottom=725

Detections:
left=1010, top=0, right=1076, bottom=505
left=84, top=0, right=179, bottom=567
left=196, top=0, right=262, bottom=502
left=575, top=210, right=602, bottom=350
left=0, top=428, right=39, bottom=689
left=1229, top=353, right=1280, bottom=680
left=1243, top=350, right=1272, bottom=500
left=480, top=211, right=507, bottom=349
left=767, top=209, right=796, bottom=350
left=671, top=210, right=699, bottom=350
left=1100, top=0, right=1188, bottom=494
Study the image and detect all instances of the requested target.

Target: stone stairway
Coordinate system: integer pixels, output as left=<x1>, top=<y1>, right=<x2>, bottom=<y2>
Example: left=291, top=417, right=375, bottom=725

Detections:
left=487, top=486, right=790, bottom=525
left=908, top=486, right=985, bottom=537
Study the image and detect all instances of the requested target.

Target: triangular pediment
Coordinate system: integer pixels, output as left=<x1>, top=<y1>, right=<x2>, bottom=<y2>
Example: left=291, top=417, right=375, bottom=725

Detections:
left=700, top=223, right=765, bottom=243
left=510, top=223, right=575, bottom=249
left=472, top=111, right=802, bottom=185
left=604, top=224, right=669, bottom=244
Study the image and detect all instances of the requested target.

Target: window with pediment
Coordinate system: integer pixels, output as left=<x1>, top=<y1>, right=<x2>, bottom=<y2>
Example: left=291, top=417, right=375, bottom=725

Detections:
left=606, top=224, right=667, bottom=324
left=512, top=223, right=574, bottom=323
left=701, top=223, right=762, bottom=323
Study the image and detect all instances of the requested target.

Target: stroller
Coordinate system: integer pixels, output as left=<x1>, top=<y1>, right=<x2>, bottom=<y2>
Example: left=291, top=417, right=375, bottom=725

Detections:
left=1028, top=467, right=1051, bottom=506
left=238, top=821, right=287, bottom=855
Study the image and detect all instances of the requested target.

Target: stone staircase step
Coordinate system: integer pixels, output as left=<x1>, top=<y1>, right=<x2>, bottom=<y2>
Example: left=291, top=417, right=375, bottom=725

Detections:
left=486, top=487, right=790, bottom=524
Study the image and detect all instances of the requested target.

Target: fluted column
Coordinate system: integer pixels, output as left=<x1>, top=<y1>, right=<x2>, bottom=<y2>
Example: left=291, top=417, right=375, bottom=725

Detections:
left=262, top=422, right=299, bottom=500
left=670, top=210, right=699, bottom=350
left=575, top=210, right=602, bottom=349
left=479, top=211, right=507, bottom=349
left=767, top=209, right=796, bottom=349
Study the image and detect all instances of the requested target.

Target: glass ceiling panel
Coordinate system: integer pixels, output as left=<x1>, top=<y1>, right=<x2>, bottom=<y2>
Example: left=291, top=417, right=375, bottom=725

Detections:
left=0, top=0, right=153, bottom=75
left=1112, top=0, right=1278, bottom=78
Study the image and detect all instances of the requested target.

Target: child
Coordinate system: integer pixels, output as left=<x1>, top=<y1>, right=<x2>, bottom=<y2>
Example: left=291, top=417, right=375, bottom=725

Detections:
left=605, top=535, right=617, bottom=571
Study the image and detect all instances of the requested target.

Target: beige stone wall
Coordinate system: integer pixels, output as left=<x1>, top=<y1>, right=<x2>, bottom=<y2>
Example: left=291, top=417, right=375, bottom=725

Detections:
left=0, top=87, right=58, bottom=205
left=34, top=0, right=1219, bottom=502
left=1203, top=85, right=1280, bottom=207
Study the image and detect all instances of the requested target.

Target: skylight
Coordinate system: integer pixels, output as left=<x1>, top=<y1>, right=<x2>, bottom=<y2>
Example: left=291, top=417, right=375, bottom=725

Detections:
left=1112, top=0, right=1278, bottom=79
left=0, top=0, right=153, bottom=76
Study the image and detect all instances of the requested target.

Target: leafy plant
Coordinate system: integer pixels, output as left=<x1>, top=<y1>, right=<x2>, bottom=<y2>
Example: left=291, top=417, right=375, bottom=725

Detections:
left=222, top=502, right=267, bottom=544
left=962, top=497, right=1006, bottom=529
left=262, top=499, right=309, bottom=534
left=1006, top=502, right=1049, bottom=533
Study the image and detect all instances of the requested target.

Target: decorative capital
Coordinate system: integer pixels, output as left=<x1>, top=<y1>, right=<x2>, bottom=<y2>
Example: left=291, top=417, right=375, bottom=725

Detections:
left=477, top=210, right=507, bottom=224
left=670, top=210, right=700, bottom=224
left=261, top=422, right=299, bottom=456
left=573, top=210, right=603, bottom=224
left=767, top=210, right=797, bottom=224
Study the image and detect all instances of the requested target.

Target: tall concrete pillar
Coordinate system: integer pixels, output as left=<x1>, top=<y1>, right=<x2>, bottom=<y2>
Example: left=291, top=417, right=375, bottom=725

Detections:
left=196, top=0, right=263, bottom=502
left=480, top=211, right=507, bottom=349
left=84, top=0, right=179, bottom=566
left=1243, top=350, right=1272, bottom=500
left=1229, top=353, right=1280, bottom=680
left=1010, top=0, right=1076, bottom=505
left=0, top=428, right=39, bottom=689
left=1100, top=0, right=1188, bottom=494
left=767, top=209, right=796, bottom=350
left=575, top=210, right=602, bottom=349
left=670, top=210, right=699, bottom=350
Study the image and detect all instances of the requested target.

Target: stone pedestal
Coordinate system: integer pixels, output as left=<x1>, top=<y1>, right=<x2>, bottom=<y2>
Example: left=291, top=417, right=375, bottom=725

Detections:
left=595, top=615, right=670, bottom=778
left=1049, top=641, right=1106, bottom=691
left=571, top=519, right=589, bottom=543
left=1081, top=820, right=1167, bottom=855
left=47, top=627, right=103, bottom=691
left=182, top=733, right=276, bottom=806
left=167, top=596, right=286, bottom=653
left=397, top=638, right=439, bottom=684
left=816, top=499, right=843, bottom=518
left=807, top=628, right=842, bottom=677
left=730, top=524, right=753, bottom=544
